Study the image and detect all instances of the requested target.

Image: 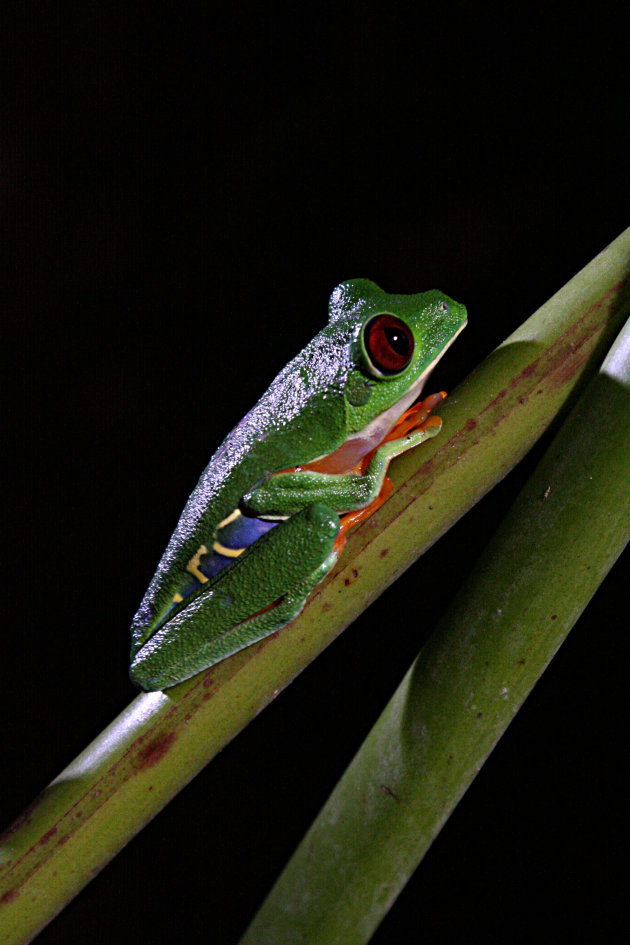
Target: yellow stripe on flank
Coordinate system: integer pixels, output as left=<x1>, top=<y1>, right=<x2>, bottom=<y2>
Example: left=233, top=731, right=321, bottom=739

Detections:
left=186, top=544, right=209, bottom=583
left=212, top=540, right=245, bottom=558
left=172, top=592, right=184, bottom=603
left=217, top=508, right=241, bottom=529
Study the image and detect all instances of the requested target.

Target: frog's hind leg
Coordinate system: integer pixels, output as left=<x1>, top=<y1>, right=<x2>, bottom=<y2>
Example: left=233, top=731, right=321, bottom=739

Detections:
left=190, top=550, right=339, bottom=672
left=130, top=502, right=340, bottom=691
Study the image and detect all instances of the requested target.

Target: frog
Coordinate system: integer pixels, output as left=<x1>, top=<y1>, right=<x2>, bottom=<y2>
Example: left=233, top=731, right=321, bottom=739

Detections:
left=129, top=279, right=467, bottom=690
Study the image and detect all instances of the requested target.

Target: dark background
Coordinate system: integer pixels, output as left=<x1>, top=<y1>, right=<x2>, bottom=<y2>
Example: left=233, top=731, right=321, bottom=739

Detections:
left=2, top=3, right=628, bottom=943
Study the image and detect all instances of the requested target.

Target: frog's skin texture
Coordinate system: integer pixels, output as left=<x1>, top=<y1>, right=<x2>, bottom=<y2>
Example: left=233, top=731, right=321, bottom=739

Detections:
left=129, top=280, right=467, bottom=690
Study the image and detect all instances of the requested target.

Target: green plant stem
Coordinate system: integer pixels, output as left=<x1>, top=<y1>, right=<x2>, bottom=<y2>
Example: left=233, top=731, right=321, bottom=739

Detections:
left=240, top=316, right=630, bottom=945
left=0, top=230, right=629, bottom=944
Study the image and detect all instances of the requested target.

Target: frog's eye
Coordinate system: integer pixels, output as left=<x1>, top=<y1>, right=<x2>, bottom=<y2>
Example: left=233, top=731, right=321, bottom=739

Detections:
left=363, top=314, right=414, bottom=375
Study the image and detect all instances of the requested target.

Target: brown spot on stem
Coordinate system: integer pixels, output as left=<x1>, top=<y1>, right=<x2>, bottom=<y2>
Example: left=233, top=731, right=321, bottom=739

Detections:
left=38, top=827, right=57, bottom=846
left=380, top=784, right=399, bottom=801
left=136, top=732, right=177, bottom=771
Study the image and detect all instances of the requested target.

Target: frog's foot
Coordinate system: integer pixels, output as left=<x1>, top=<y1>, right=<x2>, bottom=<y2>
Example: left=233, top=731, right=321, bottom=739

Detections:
left=350, top=390, right=446, bottom=479
left=382, top=390, right=446, bottom=446
left=333, top=392, right=447, bottom=553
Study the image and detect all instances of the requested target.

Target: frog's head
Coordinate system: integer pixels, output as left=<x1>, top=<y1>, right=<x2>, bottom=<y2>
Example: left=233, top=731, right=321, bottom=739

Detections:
left=328, top=279, right=467, bottom=443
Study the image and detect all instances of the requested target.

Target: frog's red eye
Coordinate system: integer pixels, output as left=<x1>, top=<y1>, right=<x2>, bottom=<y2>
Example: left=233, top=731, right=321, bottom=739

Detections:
left=364, top=314, right=414, bottom=375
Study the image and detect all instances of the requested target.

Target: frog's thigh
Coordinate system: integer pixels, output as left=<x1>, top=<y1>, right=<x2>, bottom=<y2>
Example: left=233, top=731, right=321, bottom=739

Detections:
left=130, top=503, right=339, bottom=690
left=193, top=550, right=338, bottom=670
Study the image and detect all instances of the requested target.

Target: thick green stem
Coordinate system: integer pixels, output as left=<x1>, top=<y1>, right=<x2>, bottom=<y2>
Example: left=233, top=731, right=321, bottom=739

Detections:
left=241, top=317, right=630, bottom=945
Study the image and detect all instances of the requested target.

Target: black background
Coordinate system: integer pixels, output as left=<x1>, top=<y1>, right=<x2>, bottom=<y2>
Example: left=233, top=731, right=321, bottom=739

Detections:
left=2, top=3, right=628, bottom=943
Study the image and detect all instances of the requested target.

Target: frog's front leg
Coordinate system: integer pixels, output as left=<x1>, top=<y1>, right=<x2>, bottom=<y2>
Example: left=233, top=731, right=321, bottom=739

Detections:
left=129, top=503, right=340, bottom=691
left=243, top=416, right=444, bottom=520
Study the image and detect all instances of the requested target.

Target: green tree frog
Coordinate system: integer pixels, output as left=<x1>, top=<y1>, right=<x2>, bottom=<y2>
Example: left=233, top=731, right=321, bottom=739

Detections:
left=130, top=280, right=467, bottom=690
